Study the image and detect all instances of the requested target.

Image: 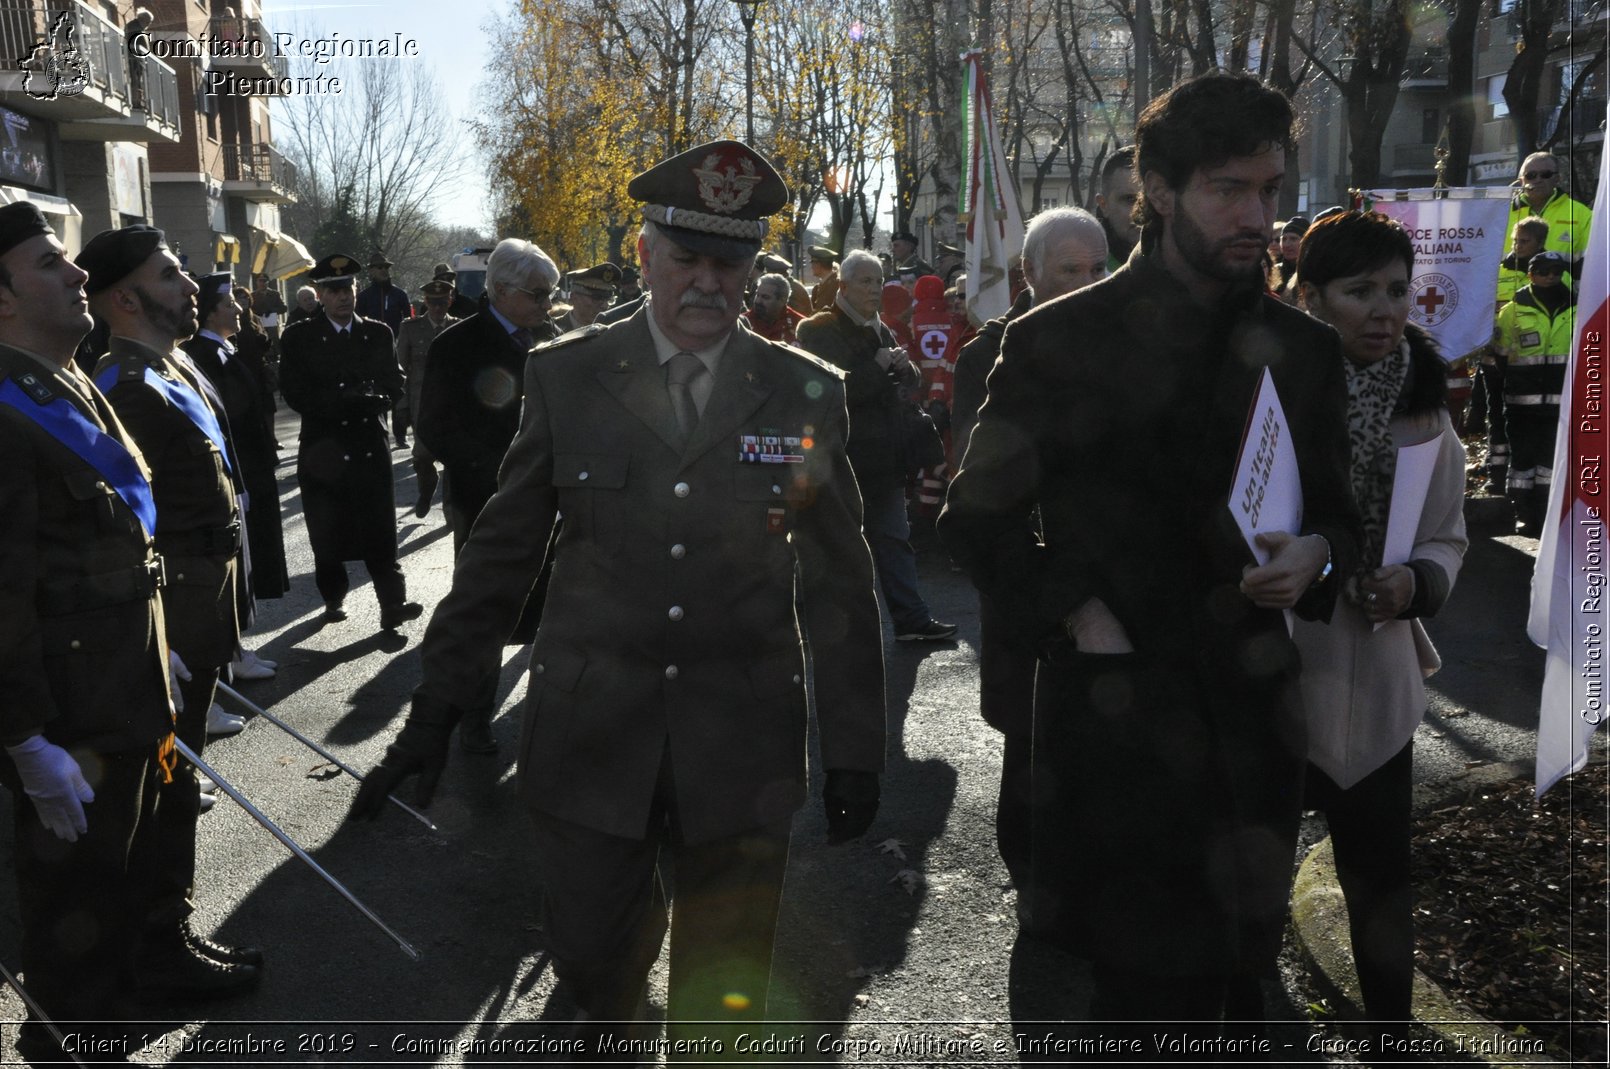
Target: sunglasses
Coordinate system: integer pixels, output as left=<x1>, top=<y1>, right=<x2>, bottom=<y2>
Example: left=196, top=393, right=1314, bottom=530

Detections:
left=508, top=284, right=553, bottom=302
left=1524, top=170, right=1557, bottom=180
left=1532, top=266, right=1566, bottom=276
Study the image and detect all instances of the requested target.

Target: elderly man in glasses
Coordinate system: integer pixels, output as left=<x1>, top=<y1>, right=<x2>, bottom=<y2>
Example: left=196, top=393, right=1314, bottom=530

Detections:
left=1503, top=152, right=1594, bottom=280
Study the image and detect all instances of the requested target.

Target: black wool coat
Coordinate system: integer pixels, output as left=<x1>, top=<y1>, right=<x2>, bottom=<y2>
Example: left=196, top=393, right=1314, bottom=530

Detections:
left=940, top=248, right=1363, bottom=977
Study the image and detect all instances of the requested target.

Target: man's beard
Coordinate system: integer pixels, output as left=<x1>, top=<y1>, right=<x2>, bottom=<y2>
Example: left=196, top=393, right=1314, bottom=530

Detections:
left=135, top=285, right=198, bottom=339
left=1170, top=203, right=1267, bottom=285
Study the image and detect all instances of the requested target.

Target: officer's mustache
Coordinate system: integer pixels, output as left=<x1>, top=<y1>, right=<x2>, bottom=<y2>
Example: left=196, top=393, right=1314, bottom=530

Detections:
left=679, top=290, right=729, bottom=312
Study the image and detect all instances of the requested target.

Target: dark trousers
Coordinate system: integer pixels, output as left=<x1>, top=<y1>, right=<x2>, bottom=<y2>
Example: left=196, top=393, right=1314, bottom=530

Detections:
left=1078, top=965, right=1232, bottom=1062
left=313, top=554, right=406, bottom=608
left=998, top=730, right=1033, bottom=898
left=1305, top=743, right=1414, bottom=1028
left=1505, top=401, right=1559, bottom=527
left=528, top=774, right=790, bottom=1061
left=140, top=667, right=221, bottom=935
left=13, top=748, right=162, bottom=1035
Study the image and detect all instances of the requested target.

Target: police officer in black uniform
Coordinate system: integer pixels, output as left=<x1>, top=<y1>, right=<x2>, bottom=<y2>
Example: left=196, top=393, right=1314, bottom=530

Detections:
left=279, top=254, right=422, bottom=629
left=78, top=225, right=263, bottom=1001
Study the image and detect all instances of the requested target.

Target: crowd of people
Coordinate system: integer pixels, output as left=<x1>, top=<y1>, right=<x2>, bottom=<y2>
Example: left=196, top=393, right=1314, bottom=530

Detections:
left=0, top=65, right=1593, bottom=1066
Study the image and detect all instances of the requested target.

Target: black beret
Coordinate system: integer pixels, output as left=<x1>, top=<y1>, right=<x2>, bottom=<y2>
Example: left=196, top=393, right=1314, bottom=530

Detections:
left=77, top=224, right=167, bottom=294
left=629, top=140, right=788, bottom=261
left=0, top=201, right=52, bottom=259
left=309, top=253, right=361, bottom=285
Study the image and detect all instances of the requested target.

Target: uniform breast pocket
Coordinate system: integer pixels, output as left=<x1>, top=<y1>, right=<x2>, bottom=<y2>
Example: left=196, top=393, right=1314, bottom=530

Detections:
left=62, top=468, right=133, bottom=535
left=552, top=454, right=629, bottom=554
left=730, top=466, right=792, bottom=558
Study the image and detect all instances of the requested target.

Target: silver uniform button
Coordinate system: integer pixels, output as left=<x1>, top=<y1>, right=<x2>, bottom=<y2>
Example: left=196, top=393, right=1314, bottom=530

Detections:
left=670, top=544, right=686, bottom=559
left=771, top=484, right=781, bottom=495
left=668, top=606, right=684, bottom=621
left=69, top=639, right=81, bottom=650
left=534, top=663, right=545, bottom=674
left=579, top=471, right=589, bottom=481
left=342, top=454, right=351, bottom=461
left=664, top=665, right=679, bottom=680
left=673, top=481, right=690, bottom=498
left=792, top=674, right=802, bottom=684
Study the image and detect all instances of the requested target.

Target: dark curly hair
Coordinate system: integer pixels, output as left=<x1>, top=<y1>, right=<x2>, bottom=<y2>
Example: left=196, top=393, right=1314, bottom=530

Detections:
left=1134, top=71, right=1296, bottom=238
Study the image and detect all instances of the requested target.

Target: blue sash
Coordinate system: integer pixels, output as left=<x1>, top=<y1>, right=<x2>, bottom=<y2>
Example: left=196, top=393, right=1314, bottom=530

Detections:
left=96, top=363, right=233, bottom=474
left=0, top=376, right=157, bottom=536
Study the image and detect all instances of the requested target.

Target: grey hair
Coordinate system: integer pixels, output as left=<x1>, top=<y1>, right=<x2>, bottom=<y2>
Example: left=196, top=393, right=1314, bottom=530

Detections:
left=841, top=248, right=882, bottom=280
left=1022, top=208, right=1106, bottom=277
left=295, top=285, right=315, bottom=300
left=486, top=237, right=559, bottom=296
left=755, top=272, right=791, bottom=298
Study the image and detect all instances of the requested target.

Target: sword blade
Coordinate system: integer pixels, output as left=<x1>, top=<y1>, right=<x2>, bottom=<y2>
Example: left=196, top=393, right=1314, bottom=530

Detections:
left=0, top=957, right=86, bottom=1067
left=214, top=681, right=439, bottom=832
left=173, top=739, right=422, bottom=962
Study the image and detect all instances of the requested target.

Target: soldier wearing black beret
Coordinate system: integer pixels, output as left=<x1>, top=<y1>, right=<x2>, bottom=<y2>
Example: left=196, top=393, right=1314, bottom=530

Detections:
left=889, top=227, right=932, bottom=280
left=0, top=202, right=179, bottom=1063
left=351, top=141, right=887, bottom=1055
left=278, top=253, right=422, bottom=629
left=81, top=223, right=264, bottom=999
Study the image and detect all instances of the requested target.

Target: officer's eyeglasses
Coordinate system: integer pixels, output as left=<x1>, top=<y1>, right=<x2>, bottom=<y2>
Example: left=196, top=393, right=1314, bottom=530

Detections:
left=1524, top=170, right=1557, bottom=180
left=507, top=284, right=553, bottom=303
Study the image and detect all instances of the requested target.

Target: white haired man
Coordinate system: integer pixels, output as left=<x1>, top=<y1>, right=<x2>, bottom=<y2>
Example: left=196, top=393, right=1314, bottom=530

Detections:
left=413, top=237, right=560, bottom=751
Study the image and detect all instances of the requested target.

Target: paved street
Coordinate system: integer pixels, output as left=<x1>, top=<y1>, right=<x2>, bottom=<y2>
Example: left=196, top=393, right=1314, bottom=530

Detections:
left=0, top=405, right=1570, bottom=1066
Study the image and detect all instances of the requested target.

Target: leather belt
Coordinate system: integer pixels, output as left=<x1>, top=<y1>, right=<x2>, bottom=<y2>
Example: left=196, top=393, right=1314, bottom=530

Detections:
left=38, top=555, right=166, bottom=615
left=156, top=522, right=242, bottom=558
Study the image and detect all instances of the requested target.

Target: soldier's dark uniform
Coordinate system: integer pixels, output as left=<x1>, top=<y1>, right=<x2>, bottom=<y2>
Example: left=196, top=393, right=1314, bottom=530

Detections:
left=278, top=260, right=413, bottom=620
left=0, top=340, right=172, bottom=1056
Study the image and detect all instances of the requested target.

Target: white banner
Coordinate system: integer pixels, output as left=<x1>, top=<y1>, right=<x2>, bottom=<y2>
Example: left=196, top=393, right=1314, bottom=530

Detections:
left=1529, top=149, right=1609, bottom=797
left=1365, top=190, right=1511, bottom=362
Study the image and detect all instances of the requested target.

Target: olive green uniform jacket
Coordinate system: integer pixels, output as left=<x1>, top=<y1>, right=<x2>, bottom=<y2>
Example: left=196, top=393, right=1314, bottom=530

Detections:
left=415, top=312, right=887, bottom=844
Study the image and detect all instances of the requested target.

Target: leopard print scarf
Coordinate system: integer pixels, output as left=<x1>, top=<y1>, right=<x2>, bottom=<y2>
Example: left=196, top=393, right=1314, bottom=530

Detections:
left=1344, top=341, right=1411, bottom=570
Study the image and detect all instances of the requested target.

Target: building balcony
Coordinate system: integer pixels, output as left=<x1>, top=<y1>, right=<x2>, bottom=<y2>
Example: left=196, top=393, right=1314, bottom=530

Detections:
left=1402, top=46, right=1449, bottom=88
left=222, top=143, right=296, bottom=203
left=206, top=15, right=289, bottom=90
left=0, top=0, right=180, bottom=142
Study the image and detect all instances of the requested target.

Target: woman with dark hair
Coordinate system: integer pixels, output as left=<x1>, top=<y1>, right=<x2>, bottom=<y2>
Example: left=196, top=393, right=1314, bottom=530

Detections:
left=1293, top=211, right=1469, bottom=1035
left=183, top=275, right=289, bottom=678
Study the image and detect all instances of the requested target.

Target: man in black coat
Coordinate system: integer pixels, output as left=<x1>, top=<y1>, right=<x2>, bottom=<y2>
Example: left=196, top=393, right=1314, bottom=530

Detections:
left=948, top=205, right=1110, bottom=920
left=941, top=72, right=1362, bottom=1043
left=415, top=238, right=559, bottom=751
left=280, top=254, right=422, bottom=630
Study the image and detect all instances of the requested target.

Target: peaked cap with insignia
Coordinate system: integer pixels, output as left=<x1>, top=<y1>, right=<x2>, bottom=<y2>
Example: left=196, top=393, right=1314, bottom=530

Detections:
left=309, top=253, right=361, bottom=286
left=77, top=224, right=168, bottom=294
left=628, top=139, right=789, bottom=261
left=807, top=245, right=840, bottom=266
left=755, top=251, right=790, bottom=274
left=569, top=262, right=622, bottom=295
left=419, top=278, right=454, bottom=297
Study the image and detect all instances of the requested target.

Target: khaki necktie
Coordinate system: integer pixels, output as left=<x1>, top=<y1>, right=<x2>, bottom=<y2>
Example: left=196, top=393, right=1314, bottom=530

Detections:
left=666, top=351, right=705, bottom=444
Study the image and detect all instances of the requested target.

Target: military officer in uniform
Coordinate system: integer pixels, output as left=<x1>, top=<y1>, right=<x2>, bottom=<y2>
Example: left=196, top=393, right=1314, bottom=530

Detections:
left=555, top=262, right=621, bottom=332
left=807, top=245, right=840, bottom=312
left=395, top=277, right=459, bottom=518
left=0, top=201, right=176, bottom=1065
left=79, top=225, right=262, bottom=1000
left=350, top=141, right=887, bottom=1057
left=888, top=228, right=932, bottom=282
left=279, top=254, right=422, bottom=629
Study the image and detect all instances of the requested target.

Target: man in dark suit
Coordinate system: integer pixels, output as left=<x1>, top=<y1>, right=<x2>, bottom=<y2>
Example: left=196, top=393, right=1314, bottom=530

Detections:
left=414, top=237, right=559, bottom=752
left=79, top=225, right=262, bottom=999
left=941, top=71, right=1362, bottom=1043
left=351, top=140, right=886, bottom=1056
left=279, top=254, right=421, bottom=630
left=0, top=201, right=177, bottom=1064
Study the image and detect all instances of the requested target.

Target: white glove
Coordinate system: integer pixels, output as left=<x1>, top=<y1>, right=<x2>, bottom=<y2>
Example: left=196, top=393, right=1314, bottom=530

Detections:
left=169, top=650, right=192, bottom=714
left=5, top=735, right=93, bottom=842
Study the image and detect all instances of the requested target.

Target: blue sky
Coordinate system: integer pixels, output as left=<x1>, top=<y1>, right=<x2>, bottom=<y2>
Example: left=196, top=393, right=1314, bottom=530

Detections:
left=261, top=1, right=490, bottom=231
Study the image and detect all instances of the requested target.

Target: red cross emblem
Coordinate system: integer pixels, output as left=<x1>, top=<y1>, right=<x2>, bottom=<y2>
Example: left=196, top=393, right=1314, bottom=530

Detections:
left=1416, top=287, right=1446, bottom=317
left=920, top=329, right=948, bottom=360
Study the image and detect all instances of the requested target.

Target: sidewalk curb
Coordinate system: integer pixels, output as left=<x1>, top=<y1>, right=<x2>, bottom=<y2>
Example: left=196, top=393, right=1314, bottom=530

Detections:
left=1291, top=761, right=1556, bottom=1066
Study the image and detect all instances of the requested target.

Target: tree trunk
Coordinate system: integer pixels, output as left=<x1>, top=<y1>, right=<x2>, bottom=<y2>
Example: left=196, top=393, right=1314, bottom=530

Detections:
left=1134, top=0, right=1152, bottom=122
left=1444, top=0, right=1481, bottom=185
left=1501, top=0, right=1562, bottom=159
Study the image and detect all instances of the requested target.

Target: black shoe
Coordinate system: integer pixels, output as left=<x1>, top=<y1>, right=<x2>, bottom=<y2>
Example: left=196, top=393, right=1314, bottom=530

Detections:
left=322, top=601, right=347, bottom=622
left=137, top=940, right=261, bottom=1001
left=459, top=715, right=498, bottom=754
left=895, top=619, right=959, bottom=642
left=183, top=921, right=264, bottom=967
left=412, top=497, right=431, bottom=519
left=394, top=437, right=409, bottom=450
left=379, top=600, right=424, bottom=630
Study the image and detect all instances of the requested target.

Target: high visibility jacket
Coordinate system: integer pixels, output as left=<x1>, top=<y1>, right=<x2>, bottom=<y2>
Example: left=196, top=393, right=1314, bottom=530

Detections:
left=1503, top=189, right=1594, bottom=264
left=1495, top=285, right=1576, bottom=406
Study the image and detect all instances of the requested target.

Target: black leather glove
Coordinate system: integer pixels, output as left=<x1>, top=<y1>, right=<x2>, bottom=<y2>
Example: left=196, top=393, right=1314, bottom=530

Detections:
left=347, top=692, right=459, bottom=821
left=822, top=769, right=880, bottom=844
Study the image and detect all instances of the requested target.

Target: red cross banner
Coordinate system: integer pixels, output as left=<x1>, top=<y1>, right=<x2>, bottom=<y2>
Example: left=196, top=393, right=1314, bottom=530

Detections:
left=1363, top=189, right=1511, bottom=362
left=1529, top=150, right=1608, bottom=796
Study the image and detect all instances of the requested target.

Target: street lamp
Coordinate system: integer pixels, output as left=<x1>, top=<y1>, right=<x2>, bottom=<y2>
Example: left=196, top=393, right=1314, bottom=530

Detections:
left=732, top=0, right=763, bottom=144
